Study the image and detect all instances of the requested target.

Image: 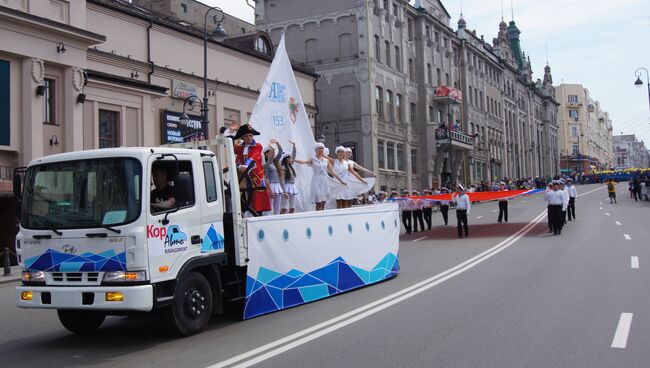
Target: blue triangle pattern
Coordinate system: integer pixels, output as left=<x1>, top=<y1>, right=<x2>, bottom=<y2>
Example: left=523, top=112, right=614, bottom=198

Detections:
left=243, top=252, right=400, bottom=320
left=25, top=249, right=127, bottom=272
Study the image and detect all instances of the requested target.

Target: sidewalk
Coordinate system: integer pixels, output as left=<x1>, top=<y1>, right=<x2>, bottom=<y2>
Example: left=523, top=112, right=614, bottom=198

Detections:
left=0, top=266, right=21, bottom=285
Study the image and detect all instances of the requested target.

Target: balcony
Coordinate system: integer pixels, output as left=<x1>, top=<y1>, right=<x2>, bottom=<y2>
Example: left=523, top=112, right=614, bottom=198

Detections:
left=434, top=128, right=474, bottom=150
left=433, top=86, right=462, bottom=105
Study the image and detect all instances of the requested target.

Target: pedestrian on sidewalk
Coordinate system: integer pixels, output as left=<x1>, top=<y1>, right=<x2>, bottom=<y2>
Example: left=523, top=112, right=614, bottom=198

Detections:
left=439, top=187, right=450, bottom=226
left=607, top=179, right=617, bottom=203
left=497, top=182, right=508, bottom=223
left=565, top=178, right=577, bottom=221
left=453, top=184, right=471, bottom=238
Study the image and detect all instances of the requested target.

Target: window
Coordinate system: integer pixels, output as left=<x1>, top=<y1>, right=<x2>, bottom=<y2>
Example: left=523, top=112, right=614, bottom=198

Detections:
left=571, top=126, right=578, bottom=137
left=397, top=144, right=404, bottom=171
left=255, top=37, right=270, bottom=55
left=203, top=161, right=218, bottom=202
left=0, top=59, right=9, bottom=145
left=407, top=18, right=413, bottom=40
left=568, top=95, right=578, bottom=103
left=410, top=149, right=417, bottom=175
left=434, top=31, right=440, bottom=43
left=374, top=35, right=381, bottom=62
left=396, top=94, right=403, bottom=122
left=436, top=68, right=441, bottom=86
left=387, top=142, right=395, bottom=170
left=376, top=86, right=384, bottom=118
left=479, top=91, right=483, bottom=109
left=43, top=78, right=56, bottom=124
left=151, top=160, right=195, bottom=211
left=386, top=90, right=394, bottom=120
left=99, top=109, right=120, bottom=148
left=425, top=25, right=431, bottom=41
left=338, top=33, right=352, bottom=58
left=445, top=72, right=450, bottom=85
left=392, top=4, right=399, bottom=19
left=395, top=46, right=401, bottom=71
left=408, top=59, right=414, bottom=81
left=223, top=108, right=240, bottom=127
left=383, top=0, right=388, bottom=12
left=569, top=109, right=579, bottom=119
left=385, top=41, right=391, bottom=66
left=572, top=144, right=579, bottom=155
left=181, top=3, right=187, bottom=12
left=427, top=63, right=432, bottom=84
left=410, top=102, right=416, bottom=123
left=378, top=140, right=385, bottom=168
left=428, top=105, right=434, bottom=121
left=305, top=39, right=318, bottom=62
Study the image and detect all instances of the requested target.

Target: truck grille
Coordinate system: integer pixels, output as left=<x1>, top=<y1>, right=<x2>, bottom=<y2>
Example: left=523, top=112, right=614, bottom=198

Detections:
left=49, top=272, right=100, bottom=284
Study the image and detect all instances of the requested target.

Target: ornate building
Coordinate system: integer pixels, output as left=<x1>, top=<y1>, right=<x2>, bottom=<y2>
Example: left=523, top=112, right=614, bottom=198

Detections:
left=255, top=0, right=560, bottom=192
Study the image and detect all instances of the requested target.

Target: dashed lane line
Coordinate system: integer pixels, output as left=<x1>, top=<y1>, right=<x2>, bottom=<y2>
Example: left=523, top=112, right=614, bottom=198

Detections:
left=624, top=234, right=631, bottom=240
left=412, top=236, right=428, bottom=242
left=476, top=216, right=483, bottom=219
left=611, top=313, right=633, bottom=349
left=615, top=221, right=622, bottom=226
left=605, top=213, right=611, bottom=216
left=631, top=256, right=639, bottom=269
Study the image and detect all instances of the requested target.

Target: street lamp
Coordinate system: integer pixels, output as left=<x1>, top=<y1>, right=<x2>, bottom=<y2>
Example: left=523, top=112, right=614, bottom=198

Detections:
left=200, top=7, right=227, bottom=129
left=634, top=67, right=650, bottom=114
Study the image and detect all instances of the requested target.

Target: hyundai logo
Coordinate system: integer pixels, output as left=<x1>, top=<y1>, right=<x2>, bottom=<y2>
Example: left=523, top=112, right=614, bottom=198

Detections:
left=62, top=244, right=77, bottom=254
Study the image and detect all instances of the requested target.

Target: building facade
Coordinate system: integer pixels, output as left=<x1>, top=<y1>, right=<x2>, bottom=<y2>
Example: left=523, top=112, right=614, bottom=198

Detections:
left=0, top=0, right=316, bottom=260
left=256, top=0, right=559, bottom=193
left=555, top=84, right=614, bottom=172
left=613, top=134, right=649, bottom=169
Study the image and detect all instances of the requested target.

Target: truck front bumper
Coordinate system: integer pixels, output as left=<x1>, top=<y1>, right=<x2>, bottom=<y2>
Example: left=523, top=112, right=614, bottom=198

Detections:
left=16, top=285, right=153, bottom=312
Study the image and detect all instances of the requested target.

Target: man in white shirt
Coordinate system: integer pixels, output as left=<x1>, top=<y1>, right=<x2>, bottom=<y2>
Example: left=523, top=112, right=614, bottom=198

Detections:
left=399, top=192, right=412, bottom=235
left=411, top=191, right=425, bottom=233
left=453, top=184, right=471, bottom=238
left=565, top=178, right=578, bottom=221
left=546, top=181, right=567, bottom=235
left=439, top=187, right=450, bottom=226
left=497, top=182, right=509, bottom=223
left=560, top=179, right=570, bottom=225
left=422, top=189, right=434, bottom=230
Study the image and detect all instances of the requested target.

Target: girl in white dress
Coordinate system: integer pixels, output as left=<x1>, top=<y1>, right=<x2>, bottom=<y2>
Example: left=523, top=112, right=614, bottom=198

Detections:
left=333, top=146, right=367, bottom=209
left=295, top=143, right=346, bottom=211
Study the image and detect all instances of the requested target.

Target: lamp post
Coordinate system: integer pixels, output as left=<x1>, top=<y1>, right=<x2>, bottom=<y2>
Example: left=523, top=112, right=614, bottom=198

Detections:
left=634, top=67, right=650, bottom=115
left=202, top=7, right=227, bottom=128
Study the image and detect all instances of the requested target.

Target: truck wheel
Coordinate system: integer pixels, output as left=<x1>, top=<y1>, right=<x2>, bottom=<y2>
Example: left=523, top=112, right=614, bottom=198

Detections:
left=168, top=272, right=213, bottom=336
left=57, top=310, right=106, bottom=334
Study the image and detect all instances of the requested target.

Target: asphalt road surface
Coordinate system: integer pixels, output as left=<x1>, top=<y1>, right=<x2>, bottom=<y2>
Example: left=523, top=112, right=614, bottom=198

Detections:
left=1, top=183, right=648, bottom=368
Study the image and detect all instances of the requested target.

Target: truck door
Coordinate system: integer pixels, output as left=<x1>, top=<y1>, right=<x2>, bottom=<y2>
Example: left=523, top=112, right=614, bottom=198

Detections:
left=146, top=154, right=203, bottom=283
left=199, top=156, right=225, bottom=254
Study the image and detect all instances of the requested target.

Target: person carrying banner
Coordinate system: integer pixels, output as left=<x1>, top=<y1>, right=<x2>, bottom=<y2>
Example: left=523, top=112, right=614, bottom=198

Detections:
left=497, top=182, right=508, bottom=223
left=295, top=143, right=346, bottom=211
left=400, top=192, right=413, bottom=235
left=233, top=124, right=271, bottom=216
left=411, top=191, right=425, bottom=232
left=454, top=185, right=471, bottom=238
left=263, top=139, right=286, bottom=215
left=279, top=140, right=299, bottom=214
left=439, top=187, right=450, bottom=226
left=422, top=189, right=433, bottom=230
left=546, top=180, right=567, bottom=235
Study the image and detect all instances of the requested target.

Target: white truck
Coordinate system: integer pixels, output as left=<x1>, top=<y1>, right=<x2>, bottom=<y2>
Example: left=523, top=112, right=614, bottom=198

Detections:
left=15, top=138, right=400, bottom=336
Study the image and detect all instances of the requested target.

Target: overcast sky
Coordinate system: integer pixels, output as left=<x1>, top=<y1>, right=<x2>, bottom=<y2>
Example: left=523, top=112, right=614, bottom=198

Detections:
left=202, top=0, right=650, bottom=145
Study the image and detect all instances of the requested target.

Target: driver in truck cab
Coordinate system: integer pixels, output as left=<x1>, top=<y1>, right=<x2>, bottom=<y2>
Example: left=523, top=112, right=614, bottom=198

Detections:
left=151, top=166, right=176, bottom=213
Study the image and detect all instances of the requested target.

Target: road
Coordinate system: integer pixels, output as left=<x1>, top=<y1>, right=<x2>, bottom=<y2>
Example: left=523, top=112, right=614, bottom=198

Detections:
left=1, top=183, right=649, bottom=368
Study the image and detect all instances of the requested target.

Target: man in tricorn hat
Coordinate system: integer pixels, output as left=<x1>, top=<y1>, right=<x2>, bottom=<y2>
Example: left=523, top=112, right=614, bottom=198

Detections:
left=233, top=123, right=272, bottom=216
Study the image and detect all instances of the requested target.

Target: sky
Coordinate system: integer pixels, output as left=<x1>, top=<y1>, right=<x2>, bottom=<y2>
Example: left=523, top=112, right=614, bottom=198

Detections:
left=202, top=0, right=650, bottom=145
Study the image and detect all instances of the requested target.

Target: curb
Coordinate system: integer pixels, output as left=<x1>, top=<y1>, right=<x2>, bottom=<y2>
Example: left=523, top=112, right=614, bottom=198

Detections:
left=0, top=276, right=20, bottom=285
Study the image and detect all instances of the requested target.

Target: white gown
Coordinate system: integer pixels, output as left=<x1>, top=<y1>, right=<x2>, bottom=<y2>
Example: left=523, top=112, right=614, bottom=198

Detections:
left=333, top=159, right=354, bottom=200
left=310, top=156, right=331, bottom=203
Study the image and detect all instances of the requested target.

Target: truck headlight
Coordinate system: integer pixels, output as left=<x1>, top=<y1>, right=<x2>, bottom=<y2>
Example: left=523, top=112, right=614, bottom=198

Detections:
left=102, top=271, right=146, bottom=283
left=22, top=271, right=45, bottom=282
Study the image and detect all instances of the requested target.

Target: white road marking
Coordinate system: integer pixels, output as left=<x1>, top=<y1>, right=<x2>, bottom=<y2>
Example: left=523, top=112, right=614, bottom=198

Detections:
left=521, top=200, right=527, bottom=203
left=207, top=211, right=550, bottom=368
left=624, top=234, right=631, bottom=240
left=615, top=221, right=622, bottom=226
left=611, top=313, right=633, bottom=349
left=492, top=209, right=497, bottom=212
left=600, top=202, right=603, bottom=205
left=412, top=236, right=427, bottom=242
left=476, top=216, right=483, bottom=219
left=631, top=256, right=639, bottom=269
left=605, top=212, right=611, bottom=216
left=599, top=207, right=603, bottom=210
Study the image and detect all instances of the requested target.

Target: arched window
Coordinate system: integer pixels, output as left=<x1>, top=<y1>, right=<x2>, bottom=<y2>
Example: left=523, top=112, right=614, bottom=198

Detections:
left=338, top=33, right=352, bottom=58
left=255, top=37, right=270, bottom=55
left=305, top=39, right=318, bottom=62
left=374, top=35, right=381, bottom=62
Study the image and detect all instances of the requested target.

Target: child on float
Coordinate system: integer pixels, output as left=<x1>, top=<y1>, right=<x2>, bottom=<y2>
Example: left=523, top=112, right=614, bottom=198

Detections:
left=262, top=139, right=286, bottom=215
left=279, top=140, right=299, bottom=214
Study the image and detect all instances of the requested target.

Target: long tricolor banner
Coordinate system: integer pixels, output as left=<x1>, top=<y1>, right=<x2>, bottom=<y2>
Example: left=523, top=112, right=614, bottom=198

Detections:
left=389, top=189, right=545, bottom=202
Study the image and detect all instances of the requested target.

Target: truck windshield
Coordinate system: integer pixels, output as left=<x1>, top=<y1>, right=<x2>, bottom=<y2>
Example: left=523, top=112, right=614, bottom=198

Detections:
left=21, top=158, right=142, bottom=230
